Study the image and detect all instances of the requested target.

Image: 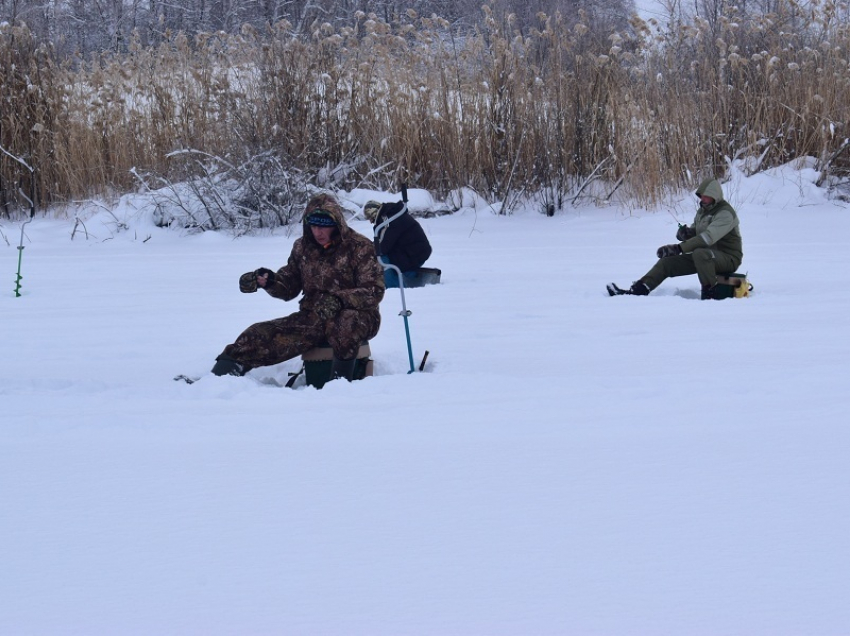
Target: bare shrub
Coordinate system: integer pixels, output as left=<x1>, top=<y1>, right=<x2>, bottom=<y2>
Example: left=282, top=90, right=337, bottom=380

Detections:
left=135, top=150, right=309, bottom=233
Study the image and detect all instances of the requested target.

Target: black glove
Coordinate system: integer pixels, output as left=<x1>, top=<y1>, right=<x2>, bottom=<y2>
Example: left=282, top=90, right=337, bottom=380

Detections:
left=676, top=225, right=695, bottom=241
left=657, top=244, right=683, bottom=259
left=239, top=271, right=258, bottom=293
left=313, top=293, right=342, bottom=321
left=255, top=267, right=276, bottom=287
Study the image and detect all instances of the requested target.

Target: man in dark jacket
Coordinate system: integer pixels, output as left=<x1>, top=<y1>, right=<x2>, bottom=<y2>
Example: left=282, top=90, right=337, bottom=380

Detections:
left=211, top=193, right=385, bottom=381
left=608, top=178, right=743, bottom=300
left=364, top=200, right=432, bottom=288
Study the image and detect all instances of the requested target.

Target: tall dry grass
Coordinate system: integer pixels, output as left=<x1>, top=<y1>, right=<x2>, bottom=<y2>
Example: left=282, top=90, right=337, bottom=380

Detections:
left=5, top=1, right=850, bottom=221
left=1, top=25, right=60, bottom=214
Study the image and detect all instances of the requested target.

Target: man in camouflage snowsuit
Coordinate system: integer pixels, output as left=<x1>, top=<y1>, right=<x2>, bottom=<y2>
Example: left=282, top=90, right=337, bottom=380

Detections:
left=212, top=193, right=385, bottom=381
left=608, top=178, right=743, bottom=300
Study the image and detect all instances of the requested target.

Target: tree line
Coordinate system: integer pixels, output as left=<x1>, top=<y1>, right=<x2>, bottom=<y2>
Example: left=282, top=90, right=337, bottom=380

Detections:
left=1, top=0, right=634, bottom=57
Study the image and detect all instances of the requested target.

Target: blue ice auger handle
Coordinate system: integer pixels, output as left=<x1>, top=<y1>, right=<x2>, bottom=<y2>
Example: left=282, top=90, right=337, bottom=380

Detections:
left=373, top=182, right=417, bottom=373
left=379, top=260, right=416, bottom=374
left=398, top=184, right=415, bottom=373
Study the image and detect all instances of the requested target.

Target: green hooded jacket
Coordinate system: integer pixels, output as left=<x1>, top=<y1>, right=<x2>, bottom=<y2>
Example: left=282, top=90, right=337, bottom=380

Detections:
left=679, top=178, right=743, bottom=264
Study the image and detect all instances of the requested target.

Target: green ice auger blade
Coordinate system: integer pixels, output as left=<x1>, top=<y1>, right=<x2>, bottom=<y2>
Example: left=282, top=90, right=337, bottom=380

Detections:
left=14, top=246, right=25, bottom=297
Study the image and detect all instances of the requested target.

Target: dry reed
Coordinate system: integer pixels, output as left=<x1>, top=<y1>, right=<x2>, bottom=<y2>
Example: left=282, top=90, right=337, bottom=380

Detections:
left=5, top=1, right=850, bottom=221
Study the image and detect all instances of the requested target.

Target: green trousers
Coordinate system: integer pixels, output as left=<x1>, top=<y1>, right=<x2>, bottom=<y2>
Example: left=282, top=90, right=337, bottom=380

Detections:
left=642, top=248, right=741, bottom=290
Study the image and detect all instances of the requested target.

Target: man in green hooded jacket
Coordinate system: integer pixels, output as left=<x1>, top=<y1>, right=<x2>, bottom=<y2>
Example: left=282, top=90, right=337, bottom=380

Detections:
left=608, top=178, right=743, bottom=300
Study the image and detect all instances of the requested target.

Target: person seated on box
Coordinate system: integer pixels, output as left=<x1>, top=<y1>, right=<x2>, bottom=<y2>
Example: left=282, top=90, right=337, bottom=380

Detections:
left=211, top=193, right=385, bottom=382
left=607, top=177, right=743, bottom=300
left=363, top=199, right=433, bottom=288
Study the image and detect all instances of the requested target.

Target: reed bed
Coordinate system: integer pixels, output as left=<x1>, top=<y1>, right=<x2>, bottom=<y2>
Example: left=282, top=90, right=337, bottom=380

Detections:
left=4, top=2, right=850, bottom=223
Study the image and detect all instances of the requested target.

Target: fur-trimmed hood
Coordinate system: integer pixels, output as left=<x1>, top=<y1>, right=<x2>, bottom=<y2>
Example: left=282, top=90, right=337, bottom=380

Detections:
left=301, top=193, right=353, bottom=246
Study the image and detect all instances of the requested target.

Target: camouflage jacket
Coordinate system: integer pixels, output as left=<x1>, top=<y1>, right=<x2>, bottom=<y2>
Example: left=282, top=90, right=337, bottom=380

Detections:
left=263, top=197, right=385, bottom=317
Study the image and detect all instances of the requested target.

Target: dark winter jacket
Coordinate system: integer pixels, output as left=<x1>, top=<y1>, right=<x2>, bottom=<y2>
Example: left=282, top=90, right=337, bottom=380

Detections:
left=680, top=178, right=744, bottom=265
left=374, top=202, right=432, bottom=273
left=262, top=194, right=385, bottom=319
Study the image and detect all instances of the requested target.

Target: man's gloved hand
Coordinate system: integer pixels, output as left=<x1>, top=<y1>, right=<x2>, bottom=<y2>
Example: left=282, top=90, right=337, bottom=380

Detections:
left=255, top=267, right=276, bottom=288
left=239, top=271, right=258, bottom=293
left=657, top=244, right=683, bottom=259
left=314, top=293, right=342, bottom=321
left=676, top=225, right=695, bottom=241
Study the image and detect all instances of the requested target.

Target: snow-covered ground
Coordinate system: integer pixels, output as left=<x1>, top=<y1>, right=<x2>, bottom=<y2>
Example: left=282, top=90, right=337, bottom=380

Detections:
left=3, top=162, right=849, bottom=635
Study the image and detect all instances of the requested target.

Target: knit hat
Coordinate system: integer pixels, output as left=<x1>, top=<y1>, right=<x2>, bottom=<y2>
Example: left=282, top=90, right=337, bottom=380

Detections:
left=363, top=200, right=382, bottom=222
left=306, top=211, right=337, bottom=227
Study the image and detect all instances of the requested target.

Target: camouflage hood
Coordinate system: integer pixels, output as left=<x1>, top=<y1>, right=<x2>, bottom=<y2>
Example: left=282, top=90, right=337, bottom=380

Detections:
left=301, top=193, right=353, bottom=246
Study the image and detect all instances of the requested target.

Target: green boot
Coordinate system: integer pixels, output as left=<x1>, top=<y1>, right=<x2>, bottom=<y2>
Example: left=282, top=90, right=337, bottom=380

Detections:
left=329, top=356, right=357, bottom=382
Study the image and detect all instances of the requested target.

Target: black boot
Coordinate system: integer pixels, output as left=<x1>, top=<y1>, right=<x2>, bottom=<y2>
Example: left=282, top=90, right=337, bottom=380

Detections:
left=607, top=280, right=650, bottom=296
left=211, top=354, right=246, bottom=377
left=700, top=284, right=716, bottom=300
left=329, top=356, right=357, bottom=382
left=629, top=280, right=651, bottom=296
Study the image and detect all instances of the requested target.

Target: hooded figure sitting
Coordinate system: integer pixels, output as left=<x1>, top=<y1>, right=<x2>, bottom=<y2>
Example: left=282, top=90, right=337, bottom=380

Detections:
left=364, top=199, right=433, bottom=288
left=211, top=193, right=385, bottom=382
left=607, top=178, right=743, bottom=300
